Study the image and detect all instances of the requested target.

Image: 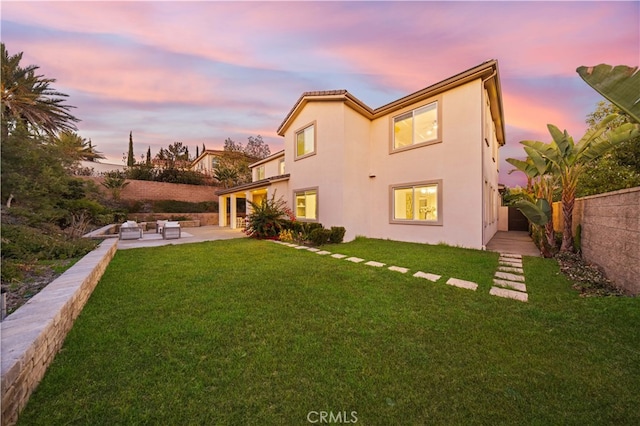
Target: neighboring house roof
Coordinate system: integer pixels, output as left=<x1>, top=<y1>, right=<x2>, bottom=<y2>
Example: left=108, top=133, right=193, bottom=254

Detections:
left=249, top=150, right=285, bottom=168
left=216, top=173, right=290, bottom=196
left=277, top=59, right=506, bottom=146
left=191, top=149, right=226, bottom=167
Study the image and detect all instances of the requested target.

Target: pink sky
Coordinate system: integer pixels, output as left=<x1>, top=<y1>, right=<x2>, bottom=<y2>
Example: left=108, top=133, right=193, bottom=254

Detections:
left=2, top=1, right=638, bottom=186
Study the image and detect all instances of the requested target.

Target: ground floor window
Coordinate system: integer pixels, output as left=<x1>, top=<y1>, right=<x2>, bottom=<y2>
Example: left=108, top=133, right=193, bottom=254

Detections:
left=391, top=180, right=442, bottom=225
left=295, top=189, right=317, bottom=220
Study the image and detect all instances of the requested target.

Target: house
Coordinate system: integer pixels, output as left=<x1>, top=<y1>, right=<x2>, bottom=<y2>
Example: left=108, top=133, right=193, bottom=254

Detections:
left=191, top=149, right=226, bottom=176
left=217, top=60, right=505, bottom=249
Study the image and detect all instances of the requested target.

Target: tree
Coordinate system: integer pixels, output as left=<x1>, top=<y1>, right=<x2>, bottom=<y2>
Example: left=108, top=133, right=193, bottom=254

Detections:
left=516, top=115, right=638, bottom=252
left=578, top=102, right=640, bottom=197
left=506, top=149, right=556, bottom=257
left=577, top=64, right=640, bottom=123
left=244, top=135, right=271, bottom=159
left=1, top=43, right=79, bottom=140
left=223, top=137, right=244, bottom=152
left=146, top=146, right=151, bottom=166
left=53, top=130, right=105, bottom=163
left=101, top=170, right=129, bottom=200
left=155, top=141, right=190, bottom=169
left=127, top=131, right=135, bottom=167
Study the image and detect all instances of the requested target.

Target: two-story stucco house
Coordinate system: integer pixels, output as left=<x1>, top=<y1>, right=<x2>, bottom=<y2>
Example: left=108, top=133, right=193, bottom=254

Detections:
left=218, top=60, right=505, bottom=249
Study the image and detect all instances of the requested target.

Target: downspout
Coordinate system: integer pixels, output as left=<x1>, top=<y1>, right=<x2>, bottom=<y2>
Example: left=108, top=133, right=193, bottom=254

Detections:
left=480, top=69, right=497, bottom=249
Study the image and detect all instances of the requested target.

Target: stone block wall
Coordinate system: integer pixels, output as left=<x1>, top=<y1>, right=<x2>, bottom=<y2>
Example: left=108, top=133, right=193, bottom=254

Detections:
left=81, top=177, right=219, bottom=203
left=578, top=187, right=640, bottom=295
left=1, top=239, right=118, bottom=425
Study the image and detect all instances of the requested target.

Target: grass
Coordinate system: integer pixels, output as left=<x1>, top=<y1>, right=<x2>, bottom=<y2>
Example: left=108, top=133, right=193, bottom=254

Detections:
left=18, top=238, right=640, bottom=425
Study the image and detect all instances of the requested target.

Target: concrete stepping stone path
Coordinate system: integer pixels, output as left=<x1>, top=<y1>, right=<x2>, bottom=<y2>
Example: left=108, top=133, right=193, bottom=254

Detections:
left=491, top=253, right=528, bottom=302
left=270, top=241, right=534, bottom=301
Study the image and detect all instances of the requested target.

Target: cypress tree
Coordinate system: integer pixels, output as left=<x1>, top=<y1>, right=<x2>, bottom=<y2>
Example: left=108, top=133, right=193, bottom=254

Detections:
left=127, top=131, right=135, bottom=167
left=146, top=146, right=151, bottom=166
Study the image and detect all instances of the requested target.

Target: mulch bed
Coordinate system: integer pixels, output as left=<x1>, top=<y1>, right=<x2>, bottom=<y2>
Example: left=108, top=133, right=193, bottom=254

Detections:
left=555, top=252, right=626, bottom=297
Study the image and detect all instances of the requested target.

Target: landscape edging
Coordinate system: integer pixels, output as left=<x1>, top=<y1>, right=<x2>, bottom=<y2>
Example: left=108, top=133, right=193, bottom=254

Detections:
left=0, top=238, right=118, bottom=426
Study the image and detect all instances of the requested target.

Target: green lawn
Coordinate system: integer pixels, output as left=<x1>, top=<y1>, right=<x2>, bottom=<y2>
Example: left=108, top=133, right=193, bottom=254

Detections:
left=18, top=238, right=640, bottom=425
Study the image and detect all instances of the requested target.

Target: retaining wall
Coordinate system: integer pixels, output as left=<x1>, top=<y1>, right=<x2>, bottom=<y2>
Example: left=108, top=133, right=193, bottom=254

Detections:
left=1, top=239, right=119, bottom=425
left=81, top=177, right=219, bottom=203
left=578, top=187, right=640, bottom=295
left=126, top=212, right=220, bottom=226
left=554, top=187, right=639, bottom=294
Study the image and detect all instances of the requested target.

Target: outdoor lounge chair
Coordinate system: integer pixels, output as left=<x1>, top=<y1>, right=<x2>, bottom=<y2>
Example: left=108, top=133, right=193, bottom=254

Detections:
left=119, top=221, right=143, bottom=240
left=162, top=221, right=181, bottom=239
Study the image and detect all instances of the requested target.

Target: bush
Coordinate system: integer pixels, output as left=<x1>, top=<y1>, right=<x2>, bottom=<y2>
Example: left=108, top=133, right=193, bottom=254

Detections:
left=309, top=228, right=332, bottom=246
left=245, top=193, right=290, bottom=239
left=329, top=226, right=346, bottom=244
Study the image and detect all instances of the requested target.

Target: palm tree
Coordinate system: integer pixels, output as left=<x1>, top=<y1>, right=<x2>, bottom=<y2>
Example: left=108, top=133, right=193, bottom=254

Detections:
left=53, top=130, right=105, bottom=162
left=519, top=115, right=638, bottom=252
left=577, top=64, right=640, bottom=123
left=1, top=43, right=79, bottom=140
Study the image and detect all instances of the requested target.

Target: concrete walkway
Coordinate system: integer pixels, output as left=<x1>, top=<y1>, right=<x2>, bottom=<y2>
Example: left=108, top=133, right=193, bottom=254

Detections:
left=116, top=226, right=247, bottom=250
left=486, top=231, right=541, bottom=257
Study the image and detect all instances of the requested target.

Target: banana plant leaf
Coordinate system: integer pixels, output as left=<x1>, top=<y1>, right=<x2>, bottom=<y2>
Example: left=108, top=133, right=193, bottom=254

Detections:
left=577, top=64, right=640, bottom=124
left=513, top=199, right=551, bottom=227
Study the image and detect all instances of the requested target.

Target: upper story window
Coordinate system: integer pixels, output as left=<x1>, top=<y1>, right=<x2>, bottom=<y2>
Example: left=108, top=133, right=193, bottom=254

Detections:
left=255, top=165, right=265, bottom=181
left=392, top=101, right=439, bottom=151
left=278, top=158, right=286, bottom=175
left=296, top=123, right=316, bottom=159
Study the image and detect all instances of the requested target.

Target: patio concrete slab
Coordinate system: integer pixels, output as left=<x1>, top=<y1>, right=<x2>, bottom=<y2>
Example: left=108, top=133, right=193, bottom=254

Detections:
left=486, top=231, right=540, bottom=257
left=116, top=226, right=247, bottom=250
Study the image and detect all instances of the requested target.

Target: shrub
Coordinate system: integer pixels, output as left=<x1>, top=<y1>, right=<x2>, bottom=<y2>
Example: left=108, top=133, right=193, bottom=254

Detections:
left=245, top=193, right=289, bottom=239
left=309, top=228, right=332, bottom=246
left=329, top=226, right=346, bottom=244
left=279, top=229, right=295, bottom=242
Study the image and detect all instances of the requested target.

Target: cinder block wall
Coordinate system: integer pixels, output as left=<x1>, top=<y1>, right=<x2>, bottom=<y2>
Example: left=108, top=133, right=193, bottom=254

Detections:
left=578, top=187, right=640, bottom=295
left=81, top=177, right=219, bottom=203
left=1, top=239, right=118, bottom=425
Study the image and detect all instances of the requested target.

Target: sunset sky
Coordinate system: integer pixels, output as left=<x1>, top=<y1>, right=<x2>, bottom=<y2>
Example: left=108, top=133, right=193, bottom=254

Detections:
left=2, top=1, right=638, bottom=186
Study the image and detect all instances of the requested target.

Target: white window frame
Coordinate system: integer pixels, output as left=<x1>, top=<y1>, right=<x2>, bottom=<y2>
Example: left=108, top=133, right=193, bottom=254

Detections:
left=278, top=158, right=286, bottom=175
left=389, top=180, right=443, bottom=226
left=295, top=122, right=316, bottom=160
left=255, top=165, right=265, bottom=181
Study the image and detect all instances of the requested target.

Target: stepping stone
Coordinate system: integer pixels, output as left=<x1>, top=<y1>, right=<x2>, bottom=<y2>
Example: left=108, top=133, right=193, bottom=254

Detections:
left=413, top=271, right=441, bottom=282
left=283, top=243, right=298, bottom=247
left=493, top=279, right=527, bottom=292
left=500, top=253, right=522, bottom=259
left=295, top=245, right=308, bottom=250
left=365, top=261, right=385, bottom=267
left=495, top=271, right=525, bottom=282
left=316, top=250, right=331, bottom=255
left=346, top=257, right=365, bottom=263
left=389, top=266, right=409, bottom=274
left=498, top=266, right=524, bottom=274
left=499, top=260, right=523, bottom=268
left=306, top=248, right=320, bottom=252
left=331, top=254, right=347, bottom=259
left=446, top=278, right=478, bottom=291
left=490, top=286, right=528, bottom=302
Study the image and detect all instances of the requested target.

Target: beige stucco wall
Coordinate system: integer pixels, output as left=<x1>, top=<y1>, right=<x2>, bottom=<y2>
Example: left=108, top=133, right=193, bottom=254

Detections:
left=281, top=78, right=495, bottom=249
